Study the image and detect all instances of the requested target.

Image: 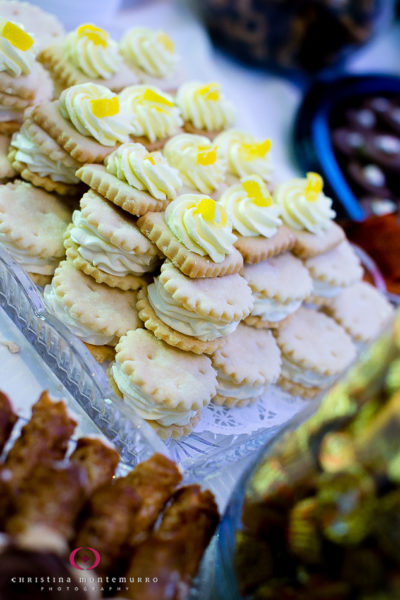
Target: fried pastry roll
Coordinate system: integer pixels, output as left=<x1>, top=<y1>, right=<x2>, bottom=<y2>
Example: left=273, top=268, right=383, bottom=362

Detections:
left=70, top=436, right=120, bottom=496
left=0, top=391, right=17, bottom=454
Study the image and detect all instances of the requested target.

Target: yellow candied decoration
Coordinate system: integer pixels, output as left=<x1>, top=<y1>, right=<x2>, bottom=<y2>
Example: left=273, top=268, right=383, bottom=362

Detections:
left=305, top=171, right=323, bottom=202
left=77, top=23, right=108, bottom=48
left=193, top=197, right=228, bottom=226
left=242, top=179, right=272, bottom=207
left=195, top=83, right=220, bottom=102
left=197, top=146, right=217, bottom=166
left=142, top=88, right=174, bottom=107
left=241, top=139, right=272, bottom=161
left=90, top=96, right=120, bottom=118
left=157, top=32, right=174, bottom=53
left=2, top=21, right=33, bottom=51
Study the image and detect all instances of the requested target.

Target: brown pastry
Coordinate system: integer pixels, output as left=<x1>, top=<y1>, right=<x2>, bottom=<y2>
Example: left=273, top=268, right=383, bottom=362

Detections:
left=0, top=391, right=17, bottom=454
left=70, top=436, right=120, bottom=496
left=122, top=485, right=219, bottom=600
left=4, top=391, right=77, bottom=491
left=124, top=453, right=182, bottom=546
left=6, top=463, right=86, bottom=550
left=75, top=476, right=140, bottom=576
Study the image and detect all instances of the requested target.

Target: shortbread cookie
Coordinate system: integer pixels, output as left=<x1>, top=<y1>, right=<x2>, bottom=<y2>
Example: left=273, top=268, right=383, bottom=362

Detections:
left=64, top=189, right=159, bottom=290
left=215, top=130, right=274, bottom=184
left=9, top=114, right=82, bottom=195
left=211, top=324, right=281, bottom=406
left=274, top=172, right=344, bottom=258
left=31, top=83, right=134, bottom=164
left=0, top=1, right=65, bottom=51
left=84, top=342, right=116, bottom=364
left=242, top=252, right=313, bottom=326
left=28, top=272, right=52, bottom=286
left=110, top=328, right=217, bottom=437
left=277, top=376, right=322, bottom=400
left=136, top=286, right=223, bottom=355
left=119, top=27, right=183, bottom=93
left=0, top=134, right=15, bottom=181
left=137, top=201, right=243, bottom=278
left=244, top=314, right=293, bottom=330
left=218, top=175, right=296, bottom=262
left=176, top=82, right=235, bottom=139
left=0, top=180, right=71, bottom=276
left=119, top=85, right=183, bottom=150
left=43, top=260, right=141, bottom=347
left=324, top=281, right=394, bottom=345
left=304, top=240, right=363, bottom=302
left=40, top=24, right=140, bottom=93
left=76, top=164, right=170, bottom=216
left=276, top=307, right=356, bottom=397
left=163, top=134, right=226, bottom=196
left=138, top=259, right=253, bottom=351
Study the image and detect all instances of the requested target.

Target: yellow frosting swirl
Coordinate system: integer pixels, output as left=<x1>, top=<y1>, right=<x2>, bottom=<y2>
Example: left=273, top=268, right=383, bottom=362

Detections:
left=119, top=85, right=182, bottom=143
left=215, top=130, right=273, bottom=181
left=64, top=23, right=121, bottom=79
left=219, top=175, right=282, bottom=238
left=105, top=142, right=182, bottom=201
left=165, top=193, right=236, bottom=263
left=120, top=27, right=179, bottom=78
left=176, top=81, right=235, bottom=132
left=0, top=19, right=36, bottom=76
left=59, top=83, right=132, bottom=146
left=163, top=133, right=226, bottom=194
left=274, top=172, right=336, bottom=235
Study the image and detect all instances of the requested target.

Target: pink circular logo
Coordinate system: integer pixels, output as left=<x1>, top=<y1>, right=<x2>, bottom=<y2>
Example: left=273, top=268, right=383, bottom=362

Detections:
left=69, top=547, right=101, bottom=571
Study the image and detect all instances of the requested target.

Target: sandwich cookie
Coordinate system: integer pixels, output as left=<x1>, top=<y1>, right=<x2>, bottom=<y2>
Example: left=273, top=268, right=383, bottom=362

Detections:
left=176, top=81, right=235, bottom=140
left=0, top=1, right=65, bottom=51
left=64, top=189, right=159, bottom=290
left=163, top=133, right=227, bottom=198
left=9, top=108, right=82, bottom=195
left=110, top=328, right=217, bottom=438
left=274, top=172, right=345, bottom=258
left=0, top=180, right=71, bottom=284
left=304, top=240, right=363, bottom=304
left=0, top=134, right=15, bottom=181
left=0, top=18, right=53, bottom=132
left=242, top=252, right=313, bottom=329
left=39, top=23, right=140, bottom=94
left=211, top=323, right=281, bottom=406
left=324, top=281, right=394, bottom=347
left=137, top=194, right=243, bottom=278
left=76, top=142, right=182, bottom=217
left=276, top=307, right=356, bottom=399
left=218, top=174, right=296, bottom=263
left=119, top=27, right=183, bottom=93
left=137, top=259, right=253, bottom=354
left=43, top=260, right=141, bottom=356
left=30, top=82, right=134, bottom=166
left=215, top=130, right=274, bottom=187
left=119, top=85, right=182, bottom=151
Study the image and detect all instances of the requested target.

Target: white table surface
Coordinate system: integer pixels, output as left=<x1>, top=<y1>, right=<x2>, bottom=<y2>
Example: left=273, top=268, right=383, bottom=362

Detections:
left=1, top=0, right=400, bottom=510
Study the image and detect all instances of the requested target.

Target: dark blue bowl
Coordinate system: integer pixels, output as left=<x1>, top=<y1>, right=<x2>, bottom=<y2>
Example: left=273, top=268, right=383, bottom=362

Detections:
left=294, top=73, right=400, bottom=220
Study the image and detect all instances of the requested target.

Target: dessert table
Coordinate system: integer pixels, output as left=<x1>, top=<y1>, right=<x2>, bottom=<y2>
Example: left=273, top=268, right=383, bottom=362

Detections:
left=1, top=0, right=400, bottom=511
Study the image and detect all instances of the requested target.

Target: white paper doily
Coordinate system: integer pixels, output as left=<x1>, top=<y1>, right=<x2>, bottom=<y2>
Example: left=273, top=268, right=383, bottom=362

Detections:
left=193, top=385, right=305, bottom=435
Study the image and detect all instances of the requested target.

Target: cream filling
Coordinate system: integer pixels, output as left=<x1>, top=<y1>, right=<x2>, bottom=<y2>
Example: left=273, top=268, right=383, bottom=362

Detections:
left=311, top=278, right=345, bottom=299
left=111, top=363, right=196, bottom=426
left=0, top=237, right=58, bottom=275
left=70, top=214, right=157, bottom=276
left=43, top=284, right=117, bottom=345
left=281, top=356, right=338, bottom=388
left=251, top=293, right=302, bottom=322
left=148, top=278, right=238, bottom=341
left=216, top=373, right=266, bottom=400
left=11, top=129, right=79, bottom=184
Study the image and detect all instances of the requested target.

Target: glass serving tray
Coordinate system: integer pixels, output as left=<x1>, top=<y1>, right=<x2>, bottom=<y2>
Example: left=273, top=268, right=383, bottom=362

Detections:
left=0, top=246, right=311, bottom=477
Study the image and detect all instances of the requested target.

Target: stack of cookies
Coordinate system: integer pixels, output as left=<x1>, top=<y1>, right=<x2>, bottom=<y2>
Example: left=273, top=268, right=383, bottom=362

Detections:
left=0, top=1, right=394, bottom=440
